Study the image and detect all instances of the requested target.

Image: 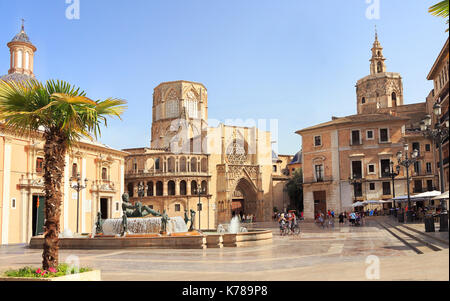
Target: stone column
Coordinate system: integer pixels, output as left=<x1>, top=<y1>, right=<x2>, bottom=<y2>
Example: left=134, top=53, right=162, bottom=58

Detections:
left=175, top=180, right=180, bottom=196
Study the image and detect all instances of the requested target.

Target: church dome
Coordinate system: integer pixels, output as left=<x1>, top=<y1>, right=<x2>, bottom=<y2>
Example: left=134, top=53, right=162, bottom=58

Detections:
left=11, top=30, right=31, bottom=44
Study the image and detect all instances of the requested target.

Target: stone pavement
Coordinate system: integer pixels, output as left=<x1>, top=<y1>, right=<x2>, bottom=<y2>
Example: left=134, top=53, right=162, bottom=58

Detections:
left=0, top=218, right=448, bottom=281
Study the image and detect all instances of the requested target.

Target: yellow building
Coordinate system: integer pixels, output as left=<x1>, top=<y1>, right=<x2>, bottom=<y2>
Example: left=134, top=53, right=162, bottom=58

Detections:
left=0, top=25, right=127, bottom=245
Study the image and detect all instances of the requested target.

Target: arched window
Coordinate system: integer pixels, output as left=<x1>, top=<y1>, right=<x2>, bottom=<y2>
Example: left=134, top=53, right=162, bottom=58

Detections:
left=179, top=157, right=186, bottom=172
left=17, top=50, right=22, bottom=68
left=180, top=180, right=187, bottom=195
left=391, top=92, right=397, bottom=107
left=102, top=167, right=108, bottom=180
left=167, top=157, right=175, bottom=172
left=201, top=158, right=207, bottom=172
left=168, top=180, right=175, bottom=195
left=156, top=181, right=163, bottom=196
left=147, top=181, right=154, bottom=196
left=127, top=183, right=134, bottom=197
left=191, top=158, right=197, bottom=172
left=155, top=158, right=160, bottom=171
left=191, top=180, right=198, bottom=195
left=377, top=61, right=382, bottom=73
left=201, top=180, right=208, bottom=195
left=361, top=97, right=366, bottom=104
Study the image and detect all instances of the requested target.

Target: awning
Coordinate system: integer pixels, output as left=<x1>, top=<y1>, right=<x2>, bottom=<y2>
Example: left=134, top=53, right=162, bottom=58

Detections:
left=432, top=191, right=449, bottom=200
left=352, top=201, right=365, bottom=207
left=411, top=190, right=442, bottom=199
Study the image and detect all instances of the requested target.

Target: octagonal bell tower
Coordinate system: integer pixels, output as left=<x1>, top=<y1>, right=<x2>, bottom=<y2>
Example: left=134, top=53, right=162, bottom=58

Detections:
left=151, top=81, right=208, bottom=153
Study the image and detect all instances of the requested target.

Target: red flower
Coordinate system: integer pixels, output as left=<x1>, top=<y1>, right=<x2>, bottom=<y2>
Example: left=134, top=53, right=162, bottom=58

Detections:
left=49, top=267, right=57, bottom=273
left=36, top=268, right=42, bottom=274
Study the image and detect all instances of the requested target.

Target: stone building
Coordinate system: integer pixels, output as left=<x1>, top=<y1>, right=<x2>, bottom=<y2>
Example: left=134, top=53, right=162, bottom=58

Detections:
left=124, top=80, right=278, bottom=229
left=0, top=25, right=127, bottom=245
left=426, top=38, right=449, bottom=192
left=297, top=32, right=439, bottom=220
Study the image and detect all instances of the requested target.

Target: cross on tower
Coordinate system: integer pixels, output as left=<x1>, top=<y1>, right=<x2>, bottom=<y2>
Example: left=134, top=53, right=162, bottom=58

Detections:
left=21, top=18, right=25, bottom=31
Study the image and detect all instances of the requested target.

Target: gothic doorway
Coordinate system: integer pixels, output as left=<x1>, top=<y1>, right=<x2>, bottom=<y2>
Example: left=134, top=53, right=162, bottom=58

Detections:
left=230, top=178, right=258, bottom=220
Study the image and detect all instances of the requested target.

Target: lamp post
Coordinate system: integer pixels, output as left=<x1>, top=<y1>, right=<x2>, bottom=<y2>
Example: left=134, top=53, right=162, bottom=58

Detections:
left=71, top=173, right=88, bottom=233
left=385, top=161, right=400, bottom=214
left=196, top=181, right=206, bottom=230
left=348, top=174, right=361, bottom=211
left=397, top=144, right=419, bottom=223
left=419, top=101, right=449, bottom=232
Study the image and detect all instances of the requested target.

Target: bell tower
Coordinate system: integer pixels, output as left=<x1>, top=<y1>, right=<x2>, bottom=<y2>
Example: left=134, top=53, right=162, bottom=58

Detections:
left=356, top=28, right=404, bottom=114
left=7, top=20, right=37, bottom=78
left=369, top=28, right=386, bottom=75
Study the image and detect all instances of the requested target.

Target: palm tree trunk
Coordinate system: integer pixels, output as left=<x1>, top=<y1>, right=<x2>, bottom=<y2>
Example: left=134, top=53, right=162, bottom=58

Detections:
left=42, top=129, right=67, bottom=270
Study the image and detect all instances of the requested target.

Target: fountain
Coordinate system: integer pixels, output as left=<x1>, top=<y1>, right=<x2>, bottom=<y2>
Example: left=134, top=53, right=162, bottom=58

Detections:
left=30, top=193, right=271, bottom=249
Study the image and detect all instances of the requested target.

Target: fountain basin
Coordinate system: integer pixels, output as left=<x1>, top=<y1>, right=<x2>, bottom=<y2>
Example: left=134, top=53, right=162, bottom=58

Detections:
left=29, top=229, right=272, bottom=249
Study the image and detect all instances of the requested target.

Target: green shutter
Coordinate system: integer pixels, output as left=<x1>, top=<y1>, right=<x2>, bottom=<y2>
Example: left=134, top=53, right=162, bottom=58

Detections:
left=35, top=196, right=45, bottom=236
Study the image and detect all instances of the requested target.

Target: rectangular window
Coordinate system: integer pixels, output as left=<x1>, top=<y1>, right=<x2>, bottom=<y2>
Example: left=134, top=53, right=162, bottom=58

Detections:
left=315, top=165, right=324, bottom=182
left=413, top=161, right=421, bottom=174
left=427, top=180, right=433, bottom=191
left=102, top=167, right=108, bottom=180
left=354, top=183, right=363, bottom=197
left=425, top=144, right=431, bottom=152
left=369, top=183, right=375, bottom=190
left=379, top=128, right=389, bottom=142
left=175, top=204, right=181, bottom=212
left=115, top=202, right=119, bottom=211
left=366, top=130, right=374, bottom=140
left=352, top=161, right=362, bottom=179
left=36, top=158, right=44, bottom=173
left=273, top=165, right=277, bottom=172
left=414, top=180, right=423, bottom=193
left=426, top=162, right=432, bottom=174
left=314, top=136, right=322, bottom=146
left=11, top=198, right=16, bottom=209
left=412, top=142, right=420, bottom=156
left=149, top=205, right=154, bottom=209
left=368, top=164, right=375, bottom=174
left=351, top=130, right=361, bottom=145
left=382, top=182, right=391, bottom=195
left=380, top=159, right=391, bottom=178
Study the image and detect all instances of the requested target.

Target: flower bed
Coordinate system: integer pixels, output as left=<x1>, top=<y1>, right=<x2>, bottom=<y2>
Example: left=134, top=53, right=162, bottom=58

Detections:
left=1, top=264, right=99, bottom=281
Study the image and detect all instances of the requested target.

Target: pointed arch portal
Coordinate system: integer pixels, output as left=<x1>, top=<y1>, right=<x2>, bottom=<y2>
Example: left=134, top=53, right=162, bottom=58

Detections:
left=231, top=178, right=258, bottom=218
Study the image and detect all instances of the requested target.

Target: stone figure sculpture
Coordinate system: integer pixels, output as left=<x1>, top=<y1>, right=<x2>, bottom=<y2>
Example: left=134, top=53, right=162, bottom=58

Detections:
left=121, top=193, right=162, bottom=218
left=121, top=213, right=128, bottom=236
left=160, top=210, right=170, bottom=234
left=184, top=209, right=190, bottom=225
left=189, top=209, right=196, bottom=231
left=95, top=212, right=103, bottom=234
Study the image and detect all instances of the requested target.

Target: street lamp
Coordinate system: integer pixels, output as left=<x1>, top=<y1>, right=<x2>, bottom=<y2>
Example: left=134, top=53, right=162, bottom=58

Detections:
left=196, top=181, right=206, bottom=230
left=397, top=144, right=419, bottom=223
left=420, top=101, right=449, bottom=232
left=385, top=161, right=400, bottom=215
left=71, top=173, right=88, bottom=233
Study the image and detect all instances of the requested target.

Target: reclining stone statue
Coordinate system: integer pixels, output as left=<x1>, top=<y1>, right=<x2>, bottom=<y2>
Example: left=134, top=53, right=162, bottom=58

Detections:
left=121, top=193, right=162, bottom=218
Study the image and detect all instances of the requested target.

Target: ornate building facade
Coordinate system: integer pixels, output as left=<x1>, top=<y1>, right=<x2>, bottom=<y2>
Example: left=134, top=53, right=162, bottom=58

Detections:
left=0, top=25, right=127, bottom=245
left=124, top=80, right=277, bottom=229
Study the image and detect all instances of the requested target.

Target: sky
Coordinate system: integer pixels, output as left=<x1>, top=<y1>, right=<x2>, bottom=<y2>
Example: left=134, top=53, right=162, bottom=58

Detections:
left=0, top=0, right=448, bottom=155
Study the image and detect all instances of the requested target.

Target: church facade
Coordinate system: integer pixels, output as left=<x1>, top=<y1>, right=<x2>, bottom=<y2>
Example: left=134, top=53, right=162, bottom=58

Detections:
left=124, top=80, right=279, bottom=229
left=0, top=25, right=127, bottom=245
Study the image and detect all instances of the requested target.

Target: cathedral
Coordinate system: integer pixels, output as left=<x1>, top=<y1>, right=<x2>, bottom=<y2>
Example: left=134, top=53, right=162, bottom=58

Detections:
left=123, top=80, right=284, bottom=229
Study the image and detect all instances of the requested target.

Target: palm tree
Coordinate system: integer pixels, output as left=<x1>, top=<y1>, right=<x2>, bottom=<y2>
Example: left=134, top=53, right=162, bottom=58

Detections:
left=0, top=79, right=126, bottom=269
left=429, top=0, right=449, bottom=32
